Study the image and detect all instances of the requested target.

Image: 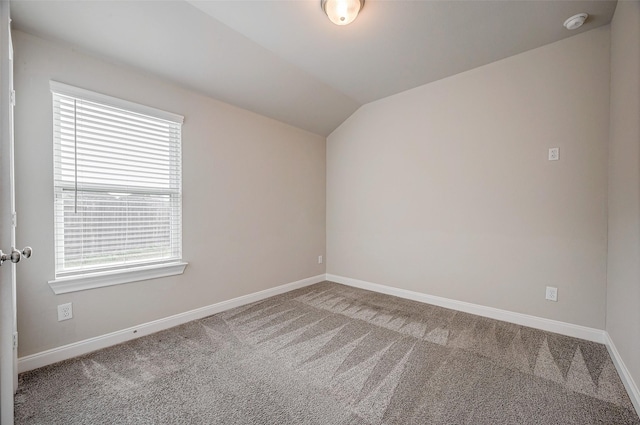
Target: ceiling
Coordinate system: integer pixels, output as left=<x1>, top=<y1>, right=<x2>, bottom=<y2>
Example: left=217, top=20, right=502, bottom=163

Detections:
left=10, top=0, right=617, bottom=136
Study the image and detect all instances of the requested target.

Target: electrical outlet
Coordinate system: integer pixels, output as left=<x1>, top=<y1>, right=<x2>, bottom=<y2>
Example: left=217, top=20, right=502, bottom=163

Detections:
left=548, top=148, right=560, bottom=161
left=318, top=255, right=323, bottom=264
left=58, top=303, right=73, bottom=321
left=545, top=286, right=558, bottom=302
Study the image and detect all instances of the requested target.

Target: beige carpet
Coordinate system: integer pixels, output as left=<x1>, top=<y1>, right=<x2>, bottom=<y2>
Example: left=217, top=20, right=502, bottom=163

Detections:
left=15, top=281, right=640, bottom=424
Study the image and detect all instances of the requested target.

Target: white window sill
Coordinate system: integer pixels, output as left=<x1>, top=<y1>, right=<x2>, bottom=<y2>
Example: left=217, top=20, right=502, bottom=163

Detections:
left=48, top=262, right=188, bottom=295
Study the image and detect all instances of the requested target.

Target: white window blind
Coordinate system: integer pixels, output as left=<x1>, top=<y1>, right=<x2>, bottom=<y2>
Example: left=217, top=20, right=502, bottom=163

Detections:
left=51, top=82, right=184, bottom=278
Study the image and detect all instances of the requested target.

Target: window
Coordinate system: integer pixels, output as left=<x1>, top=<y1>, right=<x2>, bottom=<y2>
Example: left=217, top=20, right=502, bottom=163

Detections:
left=49, top=82, right=186, bottom=294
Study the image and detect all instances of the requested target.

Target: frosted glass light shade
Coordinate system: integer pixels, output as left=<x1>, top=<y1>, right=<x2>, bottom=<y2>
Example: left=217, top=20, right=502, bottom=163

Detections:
left=321, top=0, right=364, bottom=26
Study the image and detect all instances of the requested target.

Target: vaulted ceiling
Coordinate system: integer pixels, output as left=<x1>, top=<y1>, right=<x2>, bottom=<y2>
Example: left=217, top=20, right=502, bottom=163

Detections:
left=10, top=0, right=617, bottom=136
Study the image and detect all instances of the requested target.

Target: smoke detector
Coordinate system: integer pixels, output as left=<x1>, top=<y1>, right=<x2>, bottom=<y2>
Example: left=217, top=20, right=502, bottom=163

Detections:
left=564, top=13, right=588, bottom=30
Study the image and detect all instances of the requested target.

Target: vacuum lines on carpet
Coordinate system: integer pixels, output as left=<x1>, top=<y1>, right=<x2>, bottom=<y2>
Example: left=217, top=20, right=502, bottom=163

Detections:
left=14, top=282, right=640, bottom=424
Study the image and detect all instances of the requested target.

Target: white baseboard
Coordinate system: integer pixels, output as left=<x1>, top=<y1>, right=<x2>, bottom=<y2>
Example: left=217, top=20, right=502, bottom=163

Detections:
left=326, top=274, right=606, bottom=344
left=18, top=274, right=326, bottom=373
left=604, top=332, right=640, bottom=416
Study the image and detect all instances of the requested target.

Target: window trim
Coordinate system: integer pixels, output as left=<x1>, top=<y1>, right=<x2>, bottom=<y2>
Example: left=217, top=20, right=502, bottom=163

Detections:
left=48, top=261, right=188, bottom=295
left=49, top=81, right=187, bottom=293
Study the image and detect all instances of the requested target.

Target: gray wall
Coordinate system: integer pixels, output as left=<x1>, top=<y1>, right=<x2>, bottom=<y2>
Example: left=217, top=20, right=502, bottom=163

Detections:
left=327, top=28, right=610, bottom=329
left=607, top=0, right=640, bottom=392
left=13, top=31, right=326, bottom=357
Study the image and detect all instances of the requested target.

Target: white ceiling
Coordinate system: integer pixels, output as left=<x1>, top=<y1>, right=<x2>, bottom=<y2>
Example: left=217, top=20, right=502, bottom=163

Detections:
left=10, top=0, right=617, bottom=136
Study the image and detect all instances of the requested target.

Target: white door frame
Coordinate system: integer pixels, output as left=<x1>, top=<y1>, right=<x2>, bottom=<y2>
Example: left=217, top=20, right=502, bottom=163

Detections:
left=0, top=1, right=18, bottom=423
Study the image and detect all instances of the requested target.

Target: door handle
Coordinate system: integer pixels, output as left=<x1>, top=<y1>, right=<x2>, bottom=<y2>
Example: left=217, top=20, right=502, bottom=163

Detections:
left=0, top=246, right=32, bottom=265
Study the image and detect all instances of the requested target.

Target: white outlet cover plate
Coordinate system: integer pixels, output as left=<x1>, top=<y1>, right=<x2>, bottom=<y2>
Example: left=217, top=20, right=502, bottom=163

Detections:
left=57, top=303, right=73, bottom=321
left=548, top=148, right=559, bottom=161
left=545, top=286, right=558, bottom=302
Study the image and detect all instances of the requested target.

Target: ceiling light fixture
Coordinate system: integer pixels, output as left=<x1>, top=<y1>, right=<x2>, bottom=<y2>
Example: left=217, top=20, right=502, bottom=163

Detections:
left=563, top=13, right=588, bottom=30
left=321, top=0, right=364, bottom=26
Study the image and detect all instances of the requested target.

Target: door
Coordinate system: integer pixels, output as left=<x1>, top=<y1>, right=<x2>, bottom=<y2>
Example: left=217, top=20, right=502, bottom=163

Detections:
left=0, top=1, right=16, bottom=422
left=1, top=2, right=31, bottom=424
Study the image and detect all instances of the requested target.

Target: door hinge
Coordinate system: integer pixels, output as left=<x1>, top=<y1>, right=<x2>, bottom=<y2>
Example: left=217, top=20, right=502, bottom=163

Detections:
left=11, top=212, right=16, bottom=228
left=10, top=90, right=15, bottom=107
left=12, top=332, right=17, bottom=350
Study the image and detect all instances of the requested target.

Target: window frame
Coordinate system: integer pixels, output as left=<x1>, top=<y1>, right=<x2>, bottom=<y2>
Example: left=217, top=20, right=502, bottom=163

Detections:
left=48, top=81, right=187, bottom=294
